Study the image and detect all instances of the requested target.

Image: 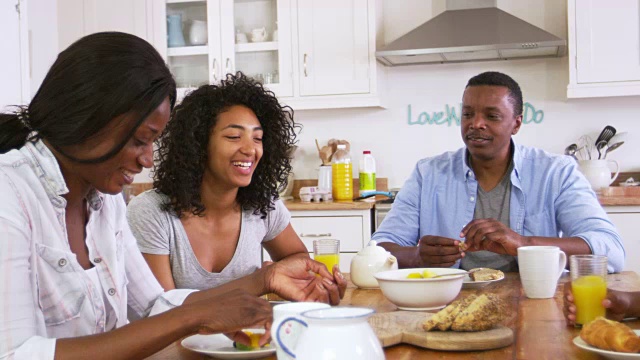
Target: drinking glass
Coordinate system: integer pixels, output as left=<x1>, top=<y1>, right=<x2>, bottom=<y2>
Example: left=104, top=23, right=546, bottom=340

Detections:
left=570, top=255, right=608, bottom=327
left=313, top=239, right=340, bottom=273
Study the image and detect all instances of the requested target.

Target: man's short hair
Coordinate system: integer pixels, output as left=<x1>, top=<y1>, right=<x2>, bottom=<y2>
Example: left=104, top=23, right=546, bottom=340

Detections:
left=466, top=71, right=523, bottom=117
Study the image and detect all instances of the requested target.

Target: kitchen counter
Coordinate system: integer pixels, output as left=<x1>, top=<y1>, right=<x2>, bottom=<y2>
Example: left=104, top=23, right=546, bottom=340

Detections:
left=598, top=186, right=640, bottom=206
left=129, top=184, right=640, bottom=208
left=283, top=199, right=375, bottom=211
left=282, top=193, right=640, bottom=211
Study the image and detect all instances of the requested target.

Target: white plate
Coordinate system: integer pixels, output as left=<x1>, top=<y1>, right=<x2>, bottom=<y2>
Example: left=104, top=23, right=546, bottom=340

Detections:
left=573, top=330, right=640, bottom=359
left=181, top=330, right=275, bottom=359
left=462, top=274, right=504, bottom=289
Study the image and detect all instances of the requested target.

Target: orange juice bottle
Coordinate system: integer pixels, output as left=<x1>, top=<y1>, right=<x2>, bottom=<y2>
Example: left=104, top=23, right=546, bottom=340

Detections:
left=331, top=144, right=353, bottom=200
left=572, top=275, right=607, bottom=325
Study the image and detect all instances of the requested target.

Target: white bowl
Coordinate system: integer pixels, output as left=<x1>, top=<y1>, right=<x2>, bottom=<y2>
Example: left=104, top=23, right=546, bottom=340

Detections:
left=373, top=268, right=466, bottom=311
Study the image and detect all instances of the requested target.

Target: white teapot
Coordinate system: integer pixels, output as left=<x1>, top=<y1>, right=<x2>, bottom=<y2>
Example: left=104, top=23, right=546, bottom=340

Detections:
left=350, top=240, right=398, bottom=289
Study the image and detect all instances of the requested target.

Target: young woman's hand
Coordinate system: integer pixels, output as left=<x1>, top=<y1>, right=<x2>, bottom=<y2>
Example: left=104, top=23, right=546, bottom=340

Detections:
left=264, top=254, right=347, bottom=305
left=191, top=288, right=273, bottom=336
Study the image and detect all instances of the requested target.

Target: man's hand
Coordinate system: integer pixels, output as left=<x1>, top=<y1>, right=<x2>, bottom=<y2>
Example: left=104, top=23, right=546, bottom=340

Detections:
left=564, top=282, right=638, bottom=326
left=416, top=235, right=464, bottom=268
left=263, top=254, right=346, bottom=305
left=460, top=219, right=528, bottom=256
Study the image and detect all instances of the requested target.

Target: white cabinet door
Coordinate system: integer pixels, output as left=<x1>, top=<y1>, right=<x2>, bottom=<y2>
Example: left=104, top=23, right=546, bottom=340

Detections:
left=153, top=0, right=293, bottom=98
left=262, top=209, right=372, bottom=273
left=575, top=0, right=640, bottom=83
left=567, top=0, right=640, bottom=98
left=290, top=216, right=364, bottom=251
left=607, top=212, right=640, bottom=275
left=58, top=0, right=150, bottom=50
left=0, top=0, right=29, bottom=109
left=296, top=0, right=370, bottom=96
left=83, top=0, right=149, bottom=40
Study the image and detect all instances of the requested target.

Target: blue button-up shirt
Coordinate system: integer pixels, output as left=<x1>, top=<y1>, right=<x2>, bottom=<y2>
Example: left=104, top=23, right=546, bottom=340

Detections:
left=372, top=142, right=625, bottom=273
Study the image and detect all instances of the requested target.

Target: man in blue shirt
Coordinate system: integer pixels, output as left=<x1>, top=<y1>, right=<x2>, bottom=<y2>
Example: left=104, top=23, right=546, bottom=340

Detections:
left=373, top=71, right=624, bottom=273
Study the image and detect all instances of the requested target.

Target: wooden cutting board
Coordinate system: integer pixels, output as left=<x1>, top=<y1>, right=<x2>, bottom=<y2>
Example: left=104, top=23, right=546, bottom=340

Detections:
left=368, top=311, right=514, bottom=351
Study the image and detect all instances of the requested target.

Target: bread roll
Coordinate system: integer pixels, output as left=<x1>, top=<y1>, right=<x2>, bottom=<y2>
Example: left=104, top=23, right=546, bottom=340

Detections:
left=580, top=317, right=640, bottom=353
left=422, top=294, right=505, bottom=332
left=452, top=294, right=505, bottom=331
left=422, top=295, right=477, bottom=331
left=470, top=268, right=504, bottom=282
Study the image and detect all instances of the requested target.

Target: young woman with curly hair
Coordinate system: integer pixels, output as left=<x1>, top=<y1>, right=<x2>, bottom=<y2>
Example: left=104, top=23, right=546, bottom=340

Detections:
left=127, top=73, right=345, bottom=294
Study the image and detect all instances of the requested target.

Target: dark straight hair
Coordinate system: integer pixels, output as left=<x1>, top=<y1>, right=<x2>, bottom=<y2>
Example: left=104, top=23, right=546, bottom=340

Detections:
left=0, top=32, right=176, bottom=163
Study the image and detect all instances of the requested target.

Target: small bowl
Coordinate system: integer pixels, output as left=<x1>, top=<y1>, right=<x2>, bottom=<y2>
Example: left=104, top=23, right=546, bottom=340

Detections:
left=373, top=268, right=465, bottom=311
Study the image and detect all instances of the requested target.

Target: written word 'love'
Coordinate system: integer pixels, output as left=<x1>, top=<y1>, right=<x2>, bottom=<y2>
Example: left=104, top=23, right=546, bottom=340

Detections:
left=407, top=103, right=544, bottom=127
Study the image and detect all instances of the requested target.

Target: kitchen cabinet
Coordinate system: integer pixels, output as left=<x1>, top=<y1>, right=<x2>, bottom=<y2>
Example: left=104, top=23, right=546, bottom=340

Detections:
left=57, top=0, right=151, bottom=50
left=263, top=208, right=372, bottom=272
left=148, top=0, right=293, bottom=99
left=567, top=0, right=640, bottom=98
left=148, top=0, right=381, bottom=109
left=293, top=0, right=369, bottom=96
left=283, top=0, right=382, bottom=110
left=605, top=206, right=640, bottom=275
left=0, top=0, right=29, bottom=108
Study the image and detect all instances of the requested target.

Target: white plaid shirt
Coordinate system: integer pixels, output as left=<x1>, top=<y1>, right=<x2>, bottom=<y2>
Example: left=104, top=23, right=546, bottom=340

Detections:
left=0, top=139, right=195, bottom=360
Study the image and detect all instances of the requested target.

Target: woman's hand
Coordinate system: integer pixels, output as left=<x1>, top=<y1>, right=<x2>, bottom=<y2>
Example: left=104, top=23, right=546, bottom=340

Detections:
left=191, top=288, right=273, bottom=337
left=263, top=254, right=347, bottom=305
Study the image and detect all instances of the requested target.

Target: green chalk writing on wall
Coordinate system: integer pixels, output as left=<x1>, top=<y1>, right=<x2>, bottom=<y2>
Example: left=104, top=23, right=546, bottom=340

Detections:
left=407, top=103, right=544, bottom=126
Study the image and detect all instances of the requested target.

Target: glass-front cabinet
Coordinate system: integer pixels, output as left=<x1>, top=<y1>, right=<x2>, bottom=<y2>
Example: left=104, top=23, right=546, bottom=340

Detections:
left=154, top=0, right=293, bottom=98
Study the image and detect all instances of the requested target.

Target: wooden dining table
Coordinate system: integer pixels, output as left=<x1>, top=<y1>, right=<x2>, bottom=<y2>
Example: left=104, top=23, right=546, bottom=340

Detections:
left=146, top=272, right=640, bottom=359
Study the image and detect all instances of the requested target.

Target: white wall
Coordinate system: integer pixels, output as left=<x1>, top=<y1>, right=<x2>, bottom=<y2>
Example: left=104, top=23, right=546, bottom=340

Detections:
left=288, top=0, right=640, bottom=189
left=29, top=0, right=58, bottom=97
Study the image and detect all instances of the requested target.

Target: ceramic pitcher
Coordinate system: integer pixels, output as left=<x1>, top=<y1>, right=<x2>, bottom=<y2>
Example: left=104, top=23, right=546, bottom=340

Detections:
left=272, top=302, right=330, bottom=360
left=167, top=14, right=186, bottom=47
left=276, top=307, right=384, bottom=360
left=578, top=159, right=620, bottom=192
left=188, top=20, right=207, bottom=45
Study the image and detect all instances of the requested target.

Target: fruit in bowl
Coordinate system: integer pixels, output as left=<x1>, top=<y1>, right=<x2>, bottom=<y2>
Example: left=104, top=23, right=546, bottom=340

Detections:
left=374, top=268, right=466, bottom=311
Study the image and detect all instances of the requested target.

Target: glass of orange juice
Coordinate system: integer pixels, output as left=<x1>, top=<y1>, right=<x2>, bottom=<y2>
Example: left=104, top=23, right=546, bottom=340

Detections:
left=313, top=239, right=340, bottom=274
left=570, top=255, right=608, bottom=327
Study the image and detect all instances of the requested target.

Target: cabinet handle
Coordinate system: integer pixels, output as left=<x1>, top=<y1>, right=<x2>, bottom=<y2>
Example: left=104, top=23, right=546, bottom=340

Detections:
left=212, top=58, right=218, bottom=83
left=299, top=233, right=331, bottom=238
left=303, top=53, right=308, bottom=77
left=225, top=58, right=233, bottom=75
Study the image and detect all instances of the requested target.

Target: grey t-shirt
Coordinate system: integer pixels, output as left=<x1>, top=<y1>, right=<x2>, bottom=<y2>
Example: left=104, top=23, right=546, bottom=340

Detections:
left=126, top=190, right=290, bottom=290
left=461, top=162, right=519, bottom=272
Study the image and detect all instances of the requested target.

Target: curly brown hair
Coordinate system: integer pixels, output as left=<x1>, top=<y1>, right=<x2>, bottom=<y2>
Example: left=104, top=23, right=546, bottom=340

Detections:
left=153, top=72, right=300, bottom=218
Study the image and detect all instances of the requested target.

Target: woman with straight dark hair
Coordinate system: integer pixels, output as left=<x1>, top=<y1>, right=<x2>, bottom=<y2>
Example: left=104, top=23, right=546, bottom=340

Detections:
left=0, top=32, right=342, bottom=360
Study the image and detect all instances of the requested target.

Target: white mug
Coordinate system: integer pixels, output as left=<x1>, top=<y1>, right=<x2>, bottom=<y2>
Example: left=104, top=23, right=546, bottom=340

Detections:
left=518, top=246, right=567, bottom=299
left=578, top=159, right=620, bottom=193
left=272, top=302, right=330, bottom=360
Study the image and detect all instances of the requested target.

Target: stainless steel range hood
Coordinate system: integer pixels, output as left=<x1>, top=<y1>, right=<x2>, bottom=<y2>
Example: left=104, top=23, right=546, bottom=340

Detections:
left=376, top=0, right=566, bottom=66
